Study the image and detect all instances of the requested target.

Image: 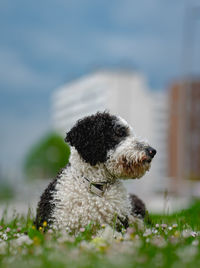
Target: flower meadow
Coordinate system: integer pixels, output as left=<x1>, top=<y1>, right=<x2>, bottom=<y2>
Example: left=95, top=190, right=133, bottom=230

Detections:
left=0, top=202, right=200, bottom=268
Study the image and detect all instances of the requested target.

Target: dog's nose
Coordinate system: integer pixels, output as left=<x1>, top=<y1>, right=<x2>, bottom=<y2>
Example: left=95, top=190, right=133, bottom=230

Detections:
left=146, top=147, right=157, bottom=158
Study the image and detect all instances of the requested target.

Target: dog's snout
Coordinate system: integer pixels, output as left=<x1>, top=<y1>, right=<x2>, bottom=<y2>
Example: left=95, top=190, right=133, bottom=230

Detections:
left=146, top=147, right=156, bottom=158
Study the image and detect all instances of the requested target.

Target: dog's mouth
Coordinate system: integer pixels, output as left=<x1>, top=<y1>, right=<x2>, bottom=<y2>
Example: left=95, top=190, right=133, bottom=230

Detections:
left=141, top=155, right=152, bottom=164
left=116, top=155, right=152, bottom=179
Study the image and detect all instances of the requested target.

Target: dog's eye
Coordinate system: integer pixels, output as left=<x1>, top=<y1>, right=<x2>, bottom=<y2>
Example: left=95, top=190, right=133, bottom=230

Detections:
left=114, top=125, right=127, bottom=137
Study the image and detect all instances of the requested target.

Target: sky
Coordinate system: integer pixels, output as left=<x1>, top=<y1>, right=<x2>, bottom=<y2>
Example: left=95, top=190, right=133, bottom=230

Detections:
left=0, top=0, right=200, bottom=176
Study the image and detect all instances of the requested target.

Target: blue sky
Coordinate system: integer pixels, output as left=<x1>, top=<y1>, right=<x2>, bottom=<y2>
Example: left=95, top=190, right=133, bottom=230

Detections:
left=0, top=0, right=199, bottom=174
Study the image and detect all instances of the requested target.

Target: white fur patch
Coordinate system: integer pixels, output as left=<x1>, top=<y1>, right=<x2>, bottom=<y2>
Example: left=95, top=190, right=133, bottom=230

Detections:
left=51, top=148, right=131, bottom=232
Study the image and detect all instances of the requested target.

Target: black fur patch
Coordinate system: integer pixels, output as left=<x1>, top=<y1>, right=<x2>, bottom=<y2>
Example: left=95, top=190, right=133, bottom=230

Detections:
left=35, top=168, right=66, bottom=229
left=129, top=194, right=146, bottom=219
left=65, top=112, right=129, bottom=165
left=116, top=216, right=129, bottom=232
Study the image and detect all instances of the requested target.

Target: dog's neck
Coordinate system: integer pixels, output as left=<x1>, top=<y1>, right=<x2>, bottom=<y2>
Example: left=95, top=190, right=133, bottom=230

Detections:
left=69, top=147, right=116, bottom=183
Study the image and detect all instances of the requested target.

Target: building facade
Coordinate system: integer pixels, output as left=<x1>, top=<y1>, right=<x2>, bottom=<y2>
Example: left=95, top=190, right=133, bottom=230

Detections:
left=168, top=80, right=200, bottom=190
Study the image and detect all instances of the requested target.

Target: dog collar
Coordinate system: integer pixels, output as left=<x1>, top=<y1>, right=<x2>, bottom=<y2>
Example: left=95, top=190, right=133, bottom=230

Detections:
left=83, top=177, right=111, bottom=197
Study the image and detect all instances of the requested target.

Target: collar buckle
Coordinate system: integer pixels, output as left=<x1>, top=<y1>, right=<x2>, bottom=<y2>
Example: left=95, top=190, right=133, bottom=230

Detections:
left=83, top=178, right=108, bottom=197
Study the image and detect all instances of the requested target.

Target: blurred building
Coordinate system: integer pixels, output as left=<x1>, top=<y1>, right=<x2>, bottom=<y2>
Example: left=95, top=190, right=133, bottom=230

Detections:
left=52, top=70, right=168, bottom=195
left=168, top=80, right=200, bottom=194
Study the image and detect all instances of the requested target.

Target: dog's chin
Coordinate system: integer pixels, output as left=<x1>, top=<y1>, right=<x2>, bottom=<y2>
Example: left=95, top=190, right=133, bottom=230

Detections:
left=116, top=159, right=151, bottom=180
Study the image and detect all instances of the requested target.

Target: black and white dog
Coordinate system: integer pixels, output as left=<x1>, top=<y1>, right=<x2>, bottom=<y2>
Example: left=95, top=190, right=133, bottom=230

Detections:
left=35, top=112, right=156, bottom=232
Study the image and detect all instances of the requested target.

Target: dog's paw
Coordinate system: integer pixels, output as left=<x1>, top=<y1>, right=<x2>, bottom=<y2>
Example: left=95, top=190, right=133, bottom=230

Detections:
left=97, top=225, right=123, bottom=242
left=128, top=215, right=144, bottom=231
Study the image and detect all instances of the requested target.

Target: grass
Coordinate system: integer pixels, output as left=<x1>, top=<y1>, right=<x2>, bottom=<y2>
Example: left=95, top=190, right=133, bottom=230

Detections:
left=0, top=201, right=200, bottom=268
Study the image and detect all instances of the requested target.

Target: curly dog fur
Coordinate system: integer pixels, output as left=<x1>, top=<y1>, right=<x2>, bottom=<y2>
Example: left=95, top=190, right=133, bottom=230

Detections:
left=35, top=111, right=156, bottom=232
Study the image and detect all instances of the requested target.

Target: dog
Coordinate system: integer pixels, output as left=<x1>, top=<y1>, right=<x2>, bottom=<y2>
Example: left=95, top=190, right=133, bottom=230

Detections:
left=35, top=112, right=156, bottom=232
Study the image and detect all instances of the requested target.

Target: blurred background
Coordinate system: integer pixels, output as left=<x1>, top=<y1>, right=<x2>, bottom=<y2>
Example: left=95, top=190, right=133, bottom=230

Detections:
left=0, top=0, right=200, bottom=216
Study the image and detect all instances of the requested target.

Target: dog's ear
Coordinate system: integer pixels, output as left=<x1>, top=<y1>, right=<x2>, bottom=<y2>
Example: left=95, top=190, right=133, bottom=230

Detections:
left=65, top=113, right=108, bottom=165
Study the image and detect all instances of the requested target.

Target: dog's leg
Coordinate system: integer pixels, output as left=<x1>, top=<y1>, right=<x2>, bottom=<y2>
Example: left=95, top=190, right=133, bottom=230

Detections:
left=35, top=178, right=58, bottom=229
left=129, top=194, right=146, bottom=219
left=126, top=194, right=146, bottom=231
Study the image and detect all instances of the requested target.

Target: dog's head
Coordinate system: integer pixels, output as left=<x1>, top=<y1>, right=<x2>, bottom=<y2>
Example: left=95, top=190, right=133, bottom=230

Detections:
left=65, top=111, right=156, bottom=179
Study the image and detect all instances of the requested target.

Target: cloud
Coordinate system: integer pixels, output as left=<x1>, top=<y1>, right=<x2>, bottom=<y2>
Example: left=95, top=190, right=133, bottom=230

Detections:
left=0, top=0, right=191, bottom=92
left=88, top=30, right=182, bottom=88
left=0, top=112, right=50, bottom=172
left=0, top=47, right=59, bottom=92
left=109, top=0, right=186, bottom=32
